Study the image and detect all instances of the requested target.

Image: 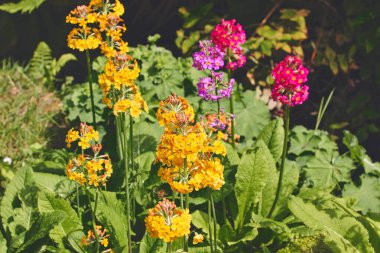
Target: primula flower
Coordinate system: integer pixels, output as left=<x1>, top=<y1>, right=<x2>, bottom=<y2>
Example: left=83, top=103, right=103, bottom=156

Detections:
left=156, top=96, right=226, bottom=194
left=81, top=225, right=113, bottom=252
left=145, top=198, right=191, bottom=243
left=211, top=19, right=247, bottom=70
left=192, top=40, right=225, bottom=71
left=65, top=123, right=113, bottom=187
left=193, top=233, right=204, bottom=244
left=67, top=27, right=102, bottom=51
left=197, top=72, right=235, bottom=101
left=271, top=55, right=310, bottom=107
left=211, top=19, right=246, bottom=51
left=156, top=94, right=195, bottom=127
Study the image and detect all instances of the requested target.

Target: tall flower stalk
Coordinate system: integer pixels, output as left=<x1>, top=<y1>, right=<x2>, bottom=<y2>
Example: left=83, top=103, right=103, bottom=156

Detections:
left=65, top=123, right=113, bottom=252
left=152, top=95, right=225, bottom=251
left=191, top=19, right=246, bottom=245
left=66, top=5, right=102, bottom=127
left=267, top=55, right=309, bottom=218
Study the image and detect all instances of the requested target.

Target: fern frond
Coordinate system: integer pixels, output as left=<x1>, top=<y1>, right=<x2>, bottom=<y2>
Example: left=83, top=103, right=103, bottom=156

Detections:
left=0, top=0, right=46, bottom=14
left=27, top=41, right=53, bottom=79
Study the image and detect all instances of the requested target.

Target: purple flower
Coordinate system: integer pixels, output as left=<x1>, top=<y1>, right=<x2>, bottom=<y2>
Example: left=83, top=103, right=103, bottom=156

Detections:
left=197, top=72, right=235, bottom=101
left=192, top=40, right=225, bottom=71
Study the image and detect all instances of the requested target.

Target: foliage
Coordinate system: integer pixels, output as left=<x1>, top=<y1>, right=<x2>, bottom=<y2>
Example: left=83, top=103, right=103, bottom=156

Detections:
left=1, top=1, right=380, bottom=252
left=0, top=42, right=69, bottom=188
left=0, top=0, right=46, bottom=14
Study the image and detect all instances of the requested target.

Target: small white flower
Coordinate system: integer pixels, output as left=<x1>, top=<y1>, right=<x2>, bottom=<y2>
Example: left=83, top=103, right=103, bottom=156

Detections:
left=3, top=157, right=12, bottom=165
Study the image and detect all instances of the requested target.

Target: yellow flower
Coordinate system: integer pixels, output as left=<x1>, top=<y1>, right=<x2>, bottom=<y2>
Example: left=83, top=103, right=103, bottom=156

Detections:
left=67, top=27, right=102, bottom=51
left=156, top=95, right=194, bottom=127
left=101, top=237, right=109, bottom=247
left=193, top=233, right=204, bottom=244
left=145, top=199, right=191, bottom=243
left=65, top=128, right=79, bottom=148
left=113, top=99, right=131, bottom=115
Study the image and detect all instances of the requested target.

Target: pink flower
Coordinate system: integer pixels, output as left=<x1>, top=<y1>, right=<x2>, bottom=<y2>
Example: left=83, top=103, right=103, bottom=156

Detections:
left=271, top=55, right=310, bottom=107
left=211, top=19, right=246, bottom=51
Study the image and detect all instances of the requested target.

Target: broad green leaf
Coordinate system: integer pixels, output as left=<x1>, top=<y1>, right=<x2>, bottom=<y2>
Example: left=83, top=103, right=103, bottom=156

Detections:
left=257, top=117, right=284, bottom=161
left=1, top=167, right=34, bottom=231
left=34, top=172, right=76, bottom=198
left=139, top=233, right=165, bottom=253
left=343, top=175, right=380, bottom=214
left=17, top=211, right=66, bottom=252
left=235, top=91, right=270, bottom=140
left=191, top=210, right=219, bottom=238
left=261, top=161, right=299, bottom=217
left=288, top=196, right=375, bottom=253
left=305, top=151, right=354, bottom=188
left=343, top=130, right=380, bottom=175
left=97, top=191, right=129, bottom=253
left=234, top=140, right=273, bottom=228
left=38, top=192, right=84, bottom=252
left=225, top=143, right=240, bottom=166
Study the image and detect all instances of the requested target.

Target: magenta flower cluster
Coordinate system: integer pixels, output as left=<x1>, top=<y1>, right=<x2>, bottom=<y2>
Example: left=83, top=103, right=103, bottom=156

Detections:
left=271, top=55, right=309, bottom=106
left=192, top=40, right=225, bottom=71
left=197, top=72, right=235, bottom=101
left=211, top=19, right=246, bottom=70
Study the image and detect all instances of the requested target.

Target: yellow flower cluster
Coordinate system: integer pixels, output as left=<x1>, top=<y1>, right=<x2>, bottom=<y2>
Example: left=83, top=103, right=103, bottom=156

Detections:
left=156, top=95, right=226, bottom=194
left=65, top=123, right=113, bottom=187
left=66, top=5, right=102, bottom=51
left=81, top=225, right=113, bottom=252
left=66, top=1, right=148, bottom=117
left=145, top=198, right=191, bottom=243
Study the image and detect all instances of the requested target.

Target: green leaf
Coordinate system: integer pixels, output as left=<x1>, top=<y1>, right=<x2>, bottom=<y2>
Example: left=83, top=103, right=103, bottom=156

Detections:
left=34, top=172, right=76, bottom=198
left=305, top=151, right=354, bottom=188
left=17, top=211, right=66, bottom=252
left=261, top=161, right=299, bottom=217
left=38, top=192, right=84, bottom=252
left=343, top=130, right=380, bottom=175
left=234, top=140, right=274, bottom=228
left=53, top=54, right=76, bottom=75
left=288, top=196, right=375, bottom=253
left=257, top=117, right=284, bottom=161
left=139, top=233, right=165, bottom=253
left=1, top=167, right=34, bottom=232
left=343, top=175, right=380, bottom=214
left=0, top=231, right=7, bottom=252
left=235, top=90, right=271, bottom=141
left=97, top=191, right=129, bottom=253
left=225, top=143, right=240, bottom=166
left=0, top=0, right=45, bottom=14
left=191, top=210, right=219, bottom=238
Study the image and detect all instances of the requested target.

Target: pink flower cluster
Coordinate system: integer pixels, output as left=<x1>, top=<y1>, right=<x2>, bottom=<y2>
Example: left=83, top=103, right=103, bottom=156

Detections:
left=271, top=55, right=310, bottom=106
left=197, top=72, right=235, bottom=101
left=192, top=40, right=225, bottom=71
left=211, top=19, right=246, bottom=70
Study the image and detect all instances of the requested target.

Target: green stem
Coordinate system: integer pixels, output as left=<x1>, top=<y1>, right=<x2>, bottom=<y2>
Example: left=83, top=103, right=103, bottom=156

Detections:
left=76, top=184, right=81, bottom=221
left=85, top=189, right=99, bottom=253
left=85, top=50, right=97, bottom=128
left=183, top=160, right=189, bottom=252
left=166, top=242, right=172, bottom=253
left=227, top=66, right=235, bottom=148
left=115, top=116, right=124, bottom=159
left=208, top=197, right=214, bottom=253
left=123, top=113, right=132, bottom=253
left=210, top=194, right=217, bottom=252
left=268, top=105, right=290, bottom=218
